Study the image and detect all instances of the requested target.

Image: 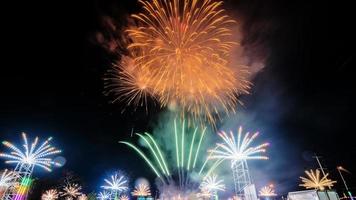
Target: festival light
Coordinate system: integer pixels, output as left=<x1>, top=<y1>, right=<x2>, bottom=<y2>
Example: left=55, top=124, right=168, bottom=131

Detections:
left=14, top=177, right=33, bottom=200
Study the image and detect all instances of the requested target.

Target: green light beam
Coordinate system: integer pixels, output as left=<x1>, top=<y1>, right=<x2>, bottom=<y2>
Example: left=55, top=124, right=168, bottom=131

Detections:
left=187, top=127, right=198, bottom=170
left=174, top=119, right=180, bottom=168
left=193, top=127, right=207, bottom=168
left=145, top=132, right=170, bottom=176
left=204, top=159, right=225, bottom=179
left=181, top=119, right=185, bottom=168
left=136, top=133, right=167, bottom=176
left=119, top=141, right=165, bottom=183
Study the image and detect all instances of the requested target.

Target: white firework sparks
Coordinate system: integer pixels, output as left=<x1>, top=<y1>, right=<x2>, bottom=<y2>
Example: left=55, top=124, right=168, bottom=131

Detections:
left=0, top=132, right=62, bottom=171
left=0, top=169, right=18, bottom=188
left=208, top=126, right=269, bottom=163
left=97, top=191, right=111, bottom=200
left=200, top=174, right=225, bottom=192
left=101, top=173, right=128, bottom=192
left=61, top=183, right=82, bottom=198
left=41, top=189, right=59, bottom=200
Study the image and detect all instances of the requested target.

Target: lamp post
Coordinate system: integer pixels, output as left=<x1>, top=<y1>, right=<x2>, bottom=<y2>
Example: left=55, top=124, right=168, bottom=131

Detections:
left=313, top=154, right=331, bottom=200
left=337, top=166, right=354, bottom=200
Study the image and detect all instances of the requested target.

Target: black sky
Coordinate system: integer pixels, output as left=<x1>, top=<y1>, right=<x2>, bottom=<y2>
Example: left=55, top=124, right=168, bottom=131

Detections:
left=0, top=0, right=355, bottom=198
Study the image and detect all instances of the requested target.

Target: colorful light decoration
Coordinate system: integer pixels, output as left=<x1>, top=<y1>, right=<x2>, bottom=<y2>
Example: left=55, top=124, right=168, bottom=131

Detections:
left=299, top=169, right=336, bottom=190
left=13, top=177, right=32, bottom=200
left=0, top=133, right=61, bottom=200
left=208, top=126, right=269, bottom=196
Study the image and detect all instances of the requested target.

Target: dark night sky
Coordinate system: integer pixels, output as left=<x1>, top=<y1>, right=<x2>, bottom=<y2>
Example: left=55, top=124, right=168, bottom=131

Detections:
left=0, top=0, right=355, bottom=198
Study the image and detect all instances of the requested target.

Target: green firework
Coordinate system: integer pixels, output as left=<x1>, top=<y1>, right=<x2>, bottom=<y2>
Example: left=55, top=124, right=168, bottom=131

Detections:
left=120, top=119, right=221, bottom=186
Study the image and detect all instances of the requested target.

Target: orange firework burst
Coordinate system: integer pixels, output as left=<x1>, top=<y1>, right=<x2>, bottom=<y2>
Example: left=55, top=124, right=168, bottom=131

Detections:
left=131, top=183, right=151, bottom=197
left=104, top=56, right=154, bottom=109
left=105, top=0, right=250, bottom=125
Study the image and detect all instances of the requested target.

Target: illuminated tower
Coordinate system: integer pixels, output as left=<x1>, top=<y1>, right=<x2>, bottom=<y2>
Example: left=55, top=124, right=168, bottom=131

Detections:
left=232, top=160, right=251, bottom=195
left=208, top=127, right=269, bottom=199
left=0, top=133, right=61, bottom=200
left=8, top=163, right=34, bottom=200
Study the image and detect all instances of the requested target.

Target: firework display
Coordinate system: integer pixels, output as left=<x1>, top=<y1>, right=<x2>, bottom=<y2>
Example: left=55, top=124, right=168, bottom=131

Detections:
left=259, top=185, right=277, bottom=197
left=200, top=174, right=225, bottom=199
left=200, top=174, right=225, bottom=193
left=101, top=173, right=128, bottom=199
left=0, top=0, right=347, bottom=200
left=131, top=183, right=151, bottom=197
left=120, top=194, right=130, bottom=200
left=41, top=189, right=59, bottom=200
left=78, top=194, right=88, bottom=200
left=208, top=127, right=269, bottom=161
left=208, top=126, right=269, bottom=197
left=0, top=133, right=61, bottom=200
left=104, top=0, right=251, bottom=126
left=97, top=191, right=111, bottom=200
left=196, top=188, right=212, bottom=199
left=120, top=119, right=221, bottom=190
left=60, top=183, right=82, bottom=199
left=0, top=133, right=62, bottom=171
left=299, top=169, right=336, bottom=191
